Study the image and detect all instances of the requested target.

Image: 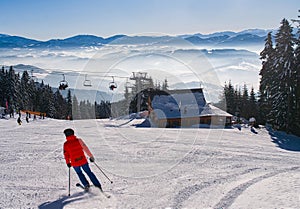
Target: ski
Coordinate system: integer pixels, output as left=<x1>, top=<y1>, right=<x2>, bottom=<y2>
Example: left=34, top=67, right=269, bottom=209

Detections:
left=75, top=183, right=111, bottom=198
left=76, top=183, right=89, bottom=191
left=100, top=190, right=111, bottom=199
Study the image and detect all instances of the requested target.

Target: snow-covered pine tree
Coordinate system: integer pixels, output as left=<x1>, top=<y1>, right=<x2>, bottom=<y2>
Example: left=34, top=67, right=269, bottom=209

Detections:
left=20, top=70, right=32, bottom=110
left=72, top=95, right=80, bottom=120
left=66, top=89, right=72, bottom=119
left=40, top=84, right=55, bottom=118
left=7, top=66, right=17, bottom=110
left=223, top=81, right=235, bottom=115
left=240, top=84, right=250, bottom=119
left=293, top=26, right=300, bottom=135
left=259, top=32, right=275, bottom=124
left=249, top=87, right=258, bottom=120
left=0, top=67, right=5, bottom=107
left=233, top=86, right=242, bottom=118
left=53, top=89, right=67, bottom=119
left=272, top=19, right=295, bottom=132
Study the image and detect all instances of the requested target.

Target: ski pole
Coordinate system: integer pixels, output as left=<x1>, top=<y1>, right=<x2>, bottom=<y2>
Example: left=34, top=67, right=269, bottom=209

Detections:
left=68, top=167, right=71, bottom=196
left=93, top=162, right=113, bottom=184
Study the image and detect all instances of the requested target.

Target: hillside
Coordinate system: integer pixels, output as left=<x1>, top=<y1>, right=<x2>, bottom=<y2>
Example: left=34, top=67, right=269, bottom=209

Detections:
left=1, top=117, right=299, bottom=208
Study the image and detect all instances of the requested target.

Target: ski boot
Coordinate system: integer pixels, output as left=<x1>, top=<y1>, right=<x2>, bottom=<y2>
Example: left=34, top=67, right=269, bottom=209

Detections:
left=84, top=184, right=90, bottom=192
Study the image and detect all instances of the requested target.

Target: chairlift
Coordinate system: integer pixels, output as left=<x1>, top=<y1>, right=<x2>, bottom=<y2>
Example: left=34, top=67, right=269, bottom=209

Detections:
left=109, top=76, right=117, bottom=91
left=59, top=74, right=68, bottom=90
left=83, top=74, right=92, bottom=87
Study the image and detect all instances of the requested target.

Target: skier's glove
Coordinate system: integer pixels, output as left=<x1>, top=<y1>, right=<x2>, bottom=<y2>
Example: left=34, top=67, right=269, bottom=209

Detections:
left=67, top=163, right=71, bottom=168
left=89, top=157, right=95, bottom=162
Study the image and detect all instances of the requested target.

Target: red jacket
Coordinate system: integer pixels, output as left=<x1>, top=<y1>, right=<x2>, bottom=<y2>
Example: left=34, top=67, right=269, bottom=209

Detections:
left=63, top=135, right=93, bottom=167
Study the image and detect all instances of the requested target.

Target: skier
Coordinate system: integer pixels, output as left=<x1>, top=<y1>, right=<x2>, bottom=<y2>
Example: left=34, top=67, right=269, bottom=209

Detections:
left=63, top=128, right=102, bottom=191
left=26, top=115, right=29, bottom=123
left=249, top=117, right=258, bottom=134
left=17, top=116, right=22, bottom=125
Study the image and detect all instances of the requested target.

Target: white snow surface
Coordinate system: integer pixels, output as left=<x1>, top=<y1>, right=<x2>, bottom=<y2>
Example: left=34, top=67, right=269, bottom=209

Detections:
left=1, top=117, right=300, bottom=209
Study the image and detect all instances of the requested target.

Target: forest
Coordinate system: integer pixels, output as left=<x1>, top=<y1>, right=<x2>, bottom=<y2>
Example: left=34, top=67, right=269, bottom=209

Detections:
left=218, top=18, right=300, bottom=136
left=0, top=67, right=111, bottom=120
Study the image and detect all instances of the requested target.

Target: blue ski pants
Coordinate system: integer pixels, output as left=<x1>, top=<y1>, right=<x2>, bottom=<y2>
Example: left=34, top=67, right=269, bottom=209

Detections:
left=73, top=163, right=101, bottom=187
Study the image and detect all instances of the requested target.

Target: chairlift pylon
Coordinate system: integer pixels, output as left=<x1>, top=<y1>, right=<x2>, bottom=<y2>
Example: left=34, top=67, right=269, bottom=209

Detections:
left=83, top=74, right=92, bottom=87
left=109, top=76, right=117, bottom=91
left=59, top=74, right=68, bottom=90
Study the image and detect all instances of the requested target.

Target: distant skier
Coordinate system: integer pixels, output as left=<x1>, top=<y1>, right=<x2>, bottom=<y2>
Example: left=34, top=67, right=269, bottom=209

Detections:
left=249, top=117, right=258, bottom=134
left=17, top=116, right=22, bottom=125
left=63, top=128, right=102, bottom=191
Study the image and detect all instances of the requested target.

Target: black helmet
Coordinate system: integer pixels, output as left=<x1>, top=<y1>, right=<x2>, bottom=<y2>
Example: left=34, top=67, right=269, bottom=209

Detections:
left=64, top=128, right=74, bottom=137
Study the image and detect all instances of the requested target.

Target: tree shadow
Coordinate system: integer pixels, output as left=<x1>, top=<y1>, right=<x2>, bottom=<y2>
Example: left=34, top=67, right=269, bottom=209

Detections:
left=267, top=127, right=300, bottom=152
left=38, top=191, right=92, bottom=209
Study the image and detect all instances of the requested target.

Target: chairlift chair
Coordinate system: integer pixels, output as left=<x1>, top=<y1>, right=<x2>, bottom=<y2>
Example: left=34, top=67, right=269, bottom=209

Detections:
left=109, top=76, right=117, bottom=91
left=59, top=74, right=68, bottom=90
left=83, top=74, right=92, bottom=87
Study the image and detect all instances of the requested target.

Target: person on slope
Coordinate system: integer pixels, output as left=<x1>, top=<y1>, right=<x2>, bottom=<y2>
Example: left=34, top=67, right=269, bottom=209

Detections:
left=17, top=116, right=22, bottom=125
left=63, top=128, right=102, bottom=191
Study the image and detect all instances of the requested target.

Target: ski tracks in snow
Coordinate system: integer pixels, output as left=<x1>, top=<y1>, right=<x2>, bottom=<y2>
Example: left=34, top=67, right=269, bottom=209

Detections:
left=213, top=166, right=300, bottom=209
left=171, top=167, right=259, bottom=208
left=172, top=166, right=300, bottom=208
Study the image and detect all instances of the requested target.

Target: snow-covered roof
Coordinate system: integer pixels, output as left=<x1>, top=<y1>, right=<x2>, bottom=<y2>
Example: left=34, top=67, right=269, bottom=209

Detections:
left=152, top=89, right=205, bottom=119
left=200, top=104, right=232, bottom=117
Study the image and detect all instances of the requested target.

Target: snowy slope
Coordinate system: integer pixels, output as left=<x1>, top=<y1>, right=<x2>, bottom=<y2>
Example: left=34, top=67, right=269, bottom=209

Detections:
left=1, top=117, right=300, bottom=209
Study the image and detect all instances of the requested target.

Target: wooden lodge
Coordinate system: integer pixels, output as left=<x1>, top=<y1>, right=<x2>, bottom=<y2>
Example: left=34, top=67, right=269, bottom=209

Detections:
left=147, top=88, right=232, bottom=128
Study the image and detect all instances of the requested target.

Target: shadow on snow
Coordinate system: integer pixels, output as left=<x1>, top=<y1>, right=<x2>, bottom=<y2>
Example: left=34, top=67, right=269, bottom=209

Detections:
left=267, top=127, right=300, bottom=152
left=38, top=191, right=94, bottom=209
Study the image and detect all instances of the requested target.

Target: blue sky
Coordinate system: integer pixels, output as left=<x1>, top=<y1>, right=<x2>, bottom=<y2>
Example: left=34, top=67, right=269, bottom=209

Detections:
left=0, top=0, right=299, bottom=40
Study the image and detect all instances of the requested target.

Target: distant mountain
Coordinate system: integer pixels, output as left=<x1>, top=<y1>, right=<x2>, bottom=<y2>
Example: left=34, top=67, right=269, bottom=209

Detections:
left=238, top=29, right=274, bottom=37
left=222, top=33, right=265, bottom=45
left=184, top=35, right=230, bottom=45
left=181, top=29, right=274, bottom=39
left=0, top=35, right=39, bottom=48
left=13, top=64, right=48, bottom=74
left=184, top=33, right=266, bottom=46
left=0, top=34, right=127, bottom=48
left=109, top=35, right=177, bottom=45
left=34, top=35, right=106, bottom=48
left=0, top=29, right=278, bottom=48
left=32, top=34, right=127, bottom=48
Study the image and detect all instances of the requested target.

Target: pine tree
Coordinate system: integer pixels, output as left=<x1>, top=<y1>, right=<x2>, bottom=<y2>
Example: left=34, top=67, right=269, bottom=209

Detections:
left=249, top=87, right=258, bottom=119
left=224, top=81, right=235, bottom=115
left=293, top=26, right=300, bottom=135
left=259, top=32, right=275, bottom=124
left=48, top=86, right=56, bottom=118
left=272, top=19, right=295, bottom=132
left=20, top=70, right=31, bottom=110
left=41, top=84, right=55, bottom=118
left=7, top=66, right=18, bottom=110
left=0, top=67, right=5, bottom=107
left=72, top=95, right=80, bottom=119
left=240, top=84, right=250, bottom=119
left=53, top=90, right=67, bottom=119
left=66, top=89, right=72, bottom=119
